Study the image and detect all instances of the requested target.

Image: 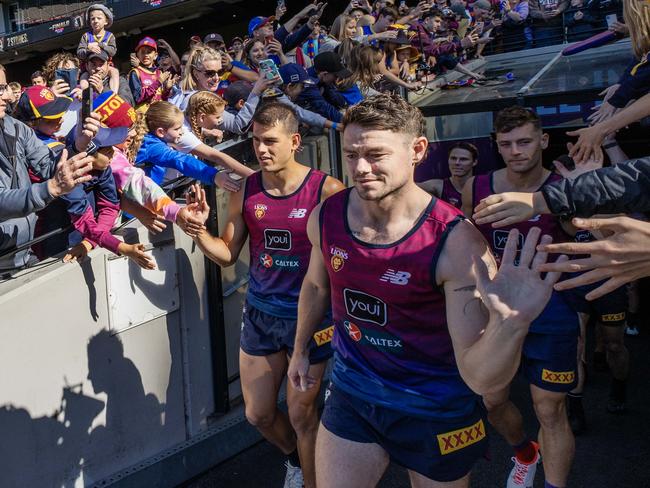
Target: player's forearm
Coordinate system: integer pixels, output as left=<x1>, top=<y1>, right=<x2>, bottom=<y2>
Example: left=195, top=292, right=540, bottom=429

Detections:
left=294, top=280, right=330, bottom=356
left=460, top=316, right=528, bottom=395
left=193, top=228, right=234, bottom=266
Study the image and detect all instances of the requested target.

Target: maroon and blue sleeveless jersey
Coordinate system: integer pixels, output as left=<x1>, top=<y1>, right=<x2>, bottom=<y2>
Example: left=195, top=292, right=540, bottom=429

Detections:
left=320, top=189, right=479, bottom=419
left=440, top=178, right=463, bottom=209
left=243, top=169, right=327, bottom=318
left=472, top=171, right=578, bottom=335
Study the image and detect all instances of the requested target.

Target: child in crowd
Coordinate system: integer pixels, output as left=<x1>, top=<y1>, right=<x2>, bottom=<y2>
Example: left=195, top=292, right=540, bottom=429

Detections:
left=15, top=86, right=71, bottom=151
left=129, top=37, right=176, bottom=111
left=92, top=91, right=204, bottom=236
left=127, top=101, right=241, bottom=191
left=77, top=4, right=120, bottom=95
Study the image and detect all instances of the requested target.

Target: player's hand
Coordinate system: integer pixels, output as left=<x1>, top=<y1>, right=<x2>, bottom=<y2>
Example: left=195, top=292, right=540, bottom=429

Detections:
left=184, top=183, right=211, bottom=227
left=474, top=227, right=564, bottom=327
left=288, top=351, right=316, bottom=392
left=175, top=206, right=205, bottom=237
left=473, top=192, right=541, bottom=227
left=537, top=216, right=650, bottom=300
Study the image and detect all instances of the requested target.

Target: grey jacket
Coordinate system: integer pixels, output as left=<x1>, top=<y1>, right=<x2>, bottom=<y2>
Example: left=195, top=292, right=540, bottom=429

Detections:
left=0, top=116, right=60, bottom=270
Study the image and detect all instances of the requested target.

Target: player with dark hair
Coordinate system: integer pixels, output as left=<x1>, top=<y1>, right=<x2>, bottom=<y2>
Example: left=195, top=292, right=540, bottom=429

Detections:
left=462, top=106, right=579, bottom=488
left=418, top=142, right=480, bottom=208
left=287, top=95, right=563, bottom=488
left=182, top=102, right=344, bottom=488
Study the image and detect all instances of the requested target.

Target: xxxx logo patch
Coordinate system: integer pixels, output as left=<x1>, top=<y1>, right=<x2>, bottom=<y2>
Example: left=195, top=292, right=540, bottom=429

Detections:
left=601, top=312, right=625, bottom=323
left=437, top=419, right=486, bottom=455
left=313, top=325, right=334, bottom=346
left=542, top=368, right=575, bottom=384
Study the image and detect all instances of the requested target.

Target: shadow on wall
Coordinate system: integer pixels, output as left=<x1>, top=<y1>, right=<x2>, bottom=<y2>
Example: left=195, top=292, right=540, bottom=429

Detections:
left=0, top=329, right=166, bottom=486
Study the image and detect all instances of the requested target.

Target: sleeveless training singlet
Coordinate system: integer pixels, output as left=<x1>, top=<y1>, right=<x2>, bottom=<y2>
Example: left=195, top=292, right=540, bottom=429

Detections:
left=472, top=171, right=578, bottom=335
left=440, top=178, right=463, bottom=209
left=243, top=169, right=327, bottom=318
left=320, top=189, right=479, bottom=419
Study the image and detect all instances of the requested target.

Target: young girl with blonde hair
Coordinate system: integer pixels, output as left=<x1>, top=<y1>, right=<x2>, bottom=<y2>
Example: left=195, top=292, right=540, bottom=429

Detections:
left=174, top=90, right=255, bottom=177
left=129, top=101, right=241, bottom=191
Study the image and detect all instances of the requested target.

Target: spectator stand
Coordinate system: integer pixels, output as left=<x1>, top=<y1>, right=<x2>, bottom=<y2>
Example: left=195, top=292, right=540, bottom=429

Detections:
left=412, top=38, right=634, bottom=180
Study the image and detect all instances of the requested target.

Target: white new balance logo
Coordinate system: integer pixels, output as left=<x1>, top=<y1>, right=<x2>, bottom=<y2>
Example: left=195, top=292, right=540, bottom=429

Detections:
left=288, top=208, right=307, bottom=218
left=380, top=269, right=411, bottom=285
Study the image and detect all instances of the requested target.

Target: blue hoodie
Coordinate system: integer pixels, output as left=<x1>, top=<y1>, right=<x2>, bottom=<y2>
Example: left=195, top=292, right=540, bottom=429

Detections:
left=135, top=133, right=218, bottom=186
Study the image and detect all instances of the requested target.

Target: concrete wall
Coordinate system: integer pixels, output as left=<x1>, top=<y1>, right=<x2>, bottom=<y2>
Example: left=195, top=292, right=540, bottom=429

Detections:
left=0, top=134, right=336, bottom=487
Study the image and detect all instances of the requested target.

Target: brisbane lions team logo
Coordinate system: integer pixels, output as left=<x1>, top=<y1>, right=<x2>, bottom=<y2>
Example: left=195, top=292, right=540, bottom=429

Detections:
left=254, top=203, right=267, bottom=220
left=330, top=246, right=348, bottom=272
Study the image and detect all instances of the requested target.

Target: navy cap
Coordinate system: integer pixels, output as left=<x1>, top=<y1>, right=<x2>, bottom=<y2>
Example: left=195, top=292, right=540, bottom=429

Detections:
left=204, top=33, right=225, bottom=44
left=69, top=125, right=128, bottom=154
left=278, top=63, right=315, bottom=85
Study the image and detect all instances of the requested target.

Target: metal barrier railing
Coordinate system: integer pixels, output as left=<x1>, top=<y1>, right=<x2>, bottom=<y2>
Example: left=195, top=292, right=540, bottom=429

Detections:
left=482, top=6, right=621, bottom=55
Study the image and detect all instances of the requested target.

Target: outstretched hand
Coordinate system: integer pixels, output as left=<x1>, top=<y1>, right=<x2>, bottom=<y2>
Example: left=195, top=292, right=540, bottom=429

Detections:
left=184, top=183, right=211, bottom=227
left=473, top=192, right=539, bottom=228
left=473, top=227, right=564, bottom=327
left=537, top=216, right=650, bottom=300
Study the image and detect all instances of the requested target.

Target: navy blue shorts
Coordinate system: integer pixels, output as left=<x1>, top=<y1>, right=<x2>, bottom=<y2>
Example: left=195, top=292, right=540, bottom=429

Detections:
left=240, top=301, right=333, bottom=364
left=521, top=332, right=578, bottom=393
left=563, top=281, right=628, bottom=327
left=320, top=383, right=488, bottom=482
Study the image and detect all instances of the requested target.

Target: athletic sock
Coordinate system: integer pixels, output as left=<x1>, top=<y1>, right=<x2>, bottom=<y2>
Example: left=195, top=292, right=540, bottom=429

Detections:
left=544, top=482, right=563, bottom=488
left=567, top=391, right=583, bottom=402
left=513, top=439, right=537, bottom=463
left=287, top=449, right=301, bottom=468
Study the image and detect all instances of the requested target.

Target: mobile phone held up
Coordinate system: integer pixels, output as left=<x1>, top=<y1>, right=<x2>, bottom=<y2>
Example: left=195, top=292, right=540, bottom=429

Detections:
left=54, top=68, right=79, bottom=94
left=259, top=59, right=282, bottom=84
left=277, top=0, right=285, bottom=8
left=81, top=86, right=94, bottom=124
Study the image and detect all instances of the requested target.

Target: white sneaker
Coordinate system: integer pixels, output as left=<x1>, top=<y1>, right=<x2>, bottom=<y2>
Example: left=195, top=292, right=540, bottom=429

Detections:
left=283, top=460, right=304, bottom=488
left=506, top=443, right=540, bottom=488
